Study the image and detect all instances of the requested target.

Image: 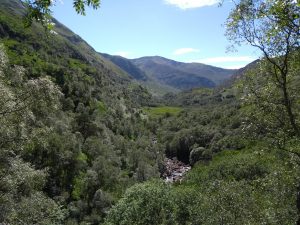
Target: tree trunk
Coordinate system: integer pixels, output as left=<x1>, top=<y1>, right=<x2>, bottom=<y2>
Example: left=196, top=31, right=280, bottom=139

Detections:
left=281, top=72, right=299, bottom=136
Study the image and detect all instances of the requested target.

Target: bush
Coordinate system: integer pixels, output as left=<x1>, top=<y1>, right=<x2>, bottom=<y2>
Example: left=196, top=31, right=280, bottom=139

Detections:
left=104, top=181, right=176, bottom=225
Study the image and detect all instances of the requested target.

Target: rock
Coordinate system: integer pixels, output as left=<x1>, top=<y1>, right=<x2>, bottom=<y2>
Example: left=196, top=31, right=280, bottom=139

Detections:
left=162, top=157, right=191, bottom=183
left=189, top=147, right=212, bottom=166
left=189, top=147, right=205, bottom=166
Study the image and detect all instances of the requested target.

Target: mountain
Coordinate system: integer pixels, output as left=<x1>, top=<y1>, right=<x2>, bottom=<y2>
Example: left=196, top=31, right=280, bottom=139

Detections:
left=132, top=56, right=236, bottom=89
left=101, top=54, right=237, bottom=93
left=1, top=1, right=298, bottom=225
left=131, top=56, right=213, bottom=90
left=99, top=53, right=179, bottom=95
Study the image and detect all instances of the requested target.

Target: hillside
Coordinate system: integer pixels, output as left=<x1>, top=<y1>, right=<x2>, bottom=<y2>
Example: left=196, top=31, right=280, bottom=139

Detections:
left=0, top=0, right=161, bottom=224
left=1, top=0, right=300, bottom=225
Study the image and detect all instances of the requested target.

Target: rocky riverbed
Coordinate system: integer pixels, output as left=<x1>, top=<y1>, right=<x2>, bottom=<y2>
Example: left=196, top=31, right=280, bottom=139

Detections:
left=162, top=158, right=191, bottom=183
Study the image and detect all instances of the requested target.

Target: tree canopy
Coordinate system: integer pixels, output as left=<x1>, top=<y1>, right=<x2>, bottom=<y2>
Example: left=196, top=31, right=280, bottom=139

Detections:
left=1, top=0, right=300, bottom=224
left=23, top=0, right=101, bottom=29
left=226, top=0, right=300, bottom=138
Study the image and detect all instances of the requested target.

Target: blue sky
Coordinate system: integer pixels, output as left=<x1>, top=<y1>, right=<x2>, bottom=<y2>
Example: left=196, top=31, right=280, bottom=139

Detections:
left=52, top=0, right=260, bottom=69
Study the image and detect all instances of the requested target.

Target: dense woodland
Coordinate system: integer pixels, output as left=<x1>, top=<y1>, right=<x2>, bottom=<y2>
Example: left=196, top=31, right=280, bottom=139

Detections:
left=1, top=0, right=300, bottom=224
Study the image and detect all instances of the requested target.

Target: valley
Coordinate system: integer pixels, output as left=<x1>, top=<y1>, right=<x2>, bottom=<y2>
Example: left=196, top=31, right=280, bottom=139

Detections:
left=0, top=0, right=300, bottom=225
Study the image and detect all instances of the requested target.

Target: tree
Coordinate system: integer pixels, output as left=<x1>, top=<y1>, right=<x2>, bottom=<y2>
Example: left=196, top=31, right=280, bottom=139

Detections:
left=225, top=1, right=300, bottom=223
left=23, top=0, right=101, bottom=29
left=104, top=181, right=176, bottom=225
left=237, top=57, right=300, bottom=146
left=226, top=0, right=300, bottom=137
left=0, top=156, right=66, bottom=224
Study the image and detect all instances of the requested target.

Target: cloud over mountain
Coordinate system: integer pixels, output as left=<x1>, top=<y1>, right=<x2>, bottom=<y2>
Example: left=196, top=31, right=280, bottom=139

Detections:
left=114, top=51, right=132, bottom=58
left=191, top=56, right=255, bottom=64
left=164, top=0, right=219, bottom=9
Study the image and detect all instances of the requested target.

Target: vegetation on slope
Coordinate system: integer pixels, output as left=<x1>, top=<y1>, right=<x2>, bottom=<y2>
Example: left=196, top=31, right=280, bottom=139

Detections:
left=143, top=106, right=183, bottom=117
left=104, top=1, right=300, bottom=224
left=105, top=149, right=299, bottom=225
left=0, top=1, right=162, bottom=224
left=1, top=0, right=300, bottom=225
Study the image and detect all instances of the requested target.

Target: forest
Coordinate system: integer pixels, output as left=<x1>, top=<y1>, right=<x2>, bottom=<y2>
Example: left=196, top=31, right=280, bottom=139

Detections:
left=0, top=0, right=300, bottom=224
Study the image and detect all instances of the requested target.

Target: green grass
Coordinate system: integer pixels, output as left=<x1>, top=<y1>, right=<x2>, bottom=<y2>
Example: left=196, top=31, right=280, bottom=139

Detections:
left=191, top=87, right=213, bottom=94
left=143, top=106, right=183, bottom=117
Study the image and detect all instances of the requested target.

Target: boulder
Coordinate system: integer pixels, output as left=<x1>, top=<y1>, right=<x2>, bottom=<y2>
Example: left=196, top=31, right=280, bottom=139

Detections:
left=189, top=147, right=212, bottom=166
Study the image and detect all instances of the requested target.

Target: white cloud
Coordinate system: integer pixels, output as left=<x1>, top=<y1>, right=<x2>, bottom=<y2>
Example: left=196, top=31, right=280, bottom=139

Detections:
left=173, top=48, right=200, bottom=55
left=114, top=51, right=131, bottom=58
left=191, top=56, right=255, bottom=64
left=164, top=0, right=219, bottom=9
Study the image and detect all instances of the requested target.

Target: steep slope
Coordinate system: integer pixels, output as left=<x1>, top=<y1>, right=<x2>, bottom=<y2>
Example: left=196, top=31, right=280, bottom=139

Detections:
left=0, top=0, right=155, bottom=106
left=0, top=1, right=162, bottom=224
left=220, top=59, right=260, bottom=88
left=231, top=59, right=260, bottom=80
left=100, top=53, right=148, bottom=81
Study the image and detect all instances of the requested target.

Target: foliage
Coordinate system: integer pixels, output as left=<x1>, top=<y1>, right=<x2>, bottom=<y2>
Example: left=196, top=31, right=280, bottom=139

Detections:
left=105, top=149, right=300, bottom=225
left=225, top=2, right=300, bottom=221
left=0, top=156, right=67, bottom=224
left=226, top=0, right=300, bottom=137
left=104, top=181, right=176, bottom=225
left=23, top=0, right=100, bottom=29
left=237, top=56, right=300, bottom=144
left=0, top=5, right=161, bottom=224
left=143, top=106, right=183, bottom=117
left=1, top=1, right=300, bottom=224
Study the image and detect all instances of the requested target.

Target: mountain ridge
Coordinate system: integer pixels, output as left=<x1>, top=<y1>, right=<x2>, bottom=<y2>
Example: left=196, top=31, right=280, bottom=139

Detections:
left=101, top=53, right=238, bottom=94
